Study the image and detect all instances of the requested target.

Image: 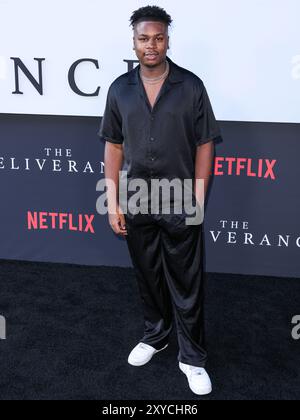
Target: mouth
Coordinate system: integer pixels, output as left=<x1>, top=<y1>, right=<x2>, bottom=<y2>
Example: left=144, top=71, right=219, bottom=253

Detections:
left=145, top=53, right=159, bottom=60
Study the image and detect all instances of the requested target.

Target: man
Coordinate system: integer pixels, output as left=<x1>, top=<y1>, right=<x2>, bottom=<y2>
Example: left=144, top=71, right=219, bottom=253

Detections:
left=98, top=5, right=222, bottom=396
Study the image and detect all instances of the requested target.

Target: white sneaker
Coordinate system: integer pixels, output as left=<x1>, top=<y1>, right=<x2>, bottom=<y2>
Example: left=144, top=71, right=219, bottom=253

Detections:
left=179, top=362, right=212, bottom=395
left=128, top=342, right=168, bottom=366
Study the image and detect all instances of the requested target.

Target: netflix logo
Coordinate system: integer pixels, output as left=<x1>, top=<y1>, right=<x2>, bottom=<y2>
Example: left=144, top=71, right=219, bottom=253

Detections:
left=214, top=157, right=277, bottom=180
left=27, top=211, right=95, bottom=233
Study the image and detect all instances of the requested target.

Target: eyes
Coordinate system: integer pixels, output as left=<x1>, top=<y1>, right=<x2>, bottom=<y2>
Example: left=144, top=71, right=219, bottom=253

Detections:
left=139, top=37, right=164, bottom=42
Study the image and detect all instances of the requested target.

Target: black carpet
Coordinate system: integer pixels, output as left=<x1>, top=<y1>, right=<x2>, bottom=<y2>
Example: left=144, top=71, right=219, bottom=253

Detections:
left=0, top=259, right=299, bottom=400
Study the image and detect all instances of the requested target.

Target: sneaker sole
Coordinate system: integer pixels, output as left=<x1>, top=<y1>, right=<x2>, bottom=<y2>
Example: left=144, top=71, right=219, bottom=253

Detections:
left=128, top=343, right=169, bottom=367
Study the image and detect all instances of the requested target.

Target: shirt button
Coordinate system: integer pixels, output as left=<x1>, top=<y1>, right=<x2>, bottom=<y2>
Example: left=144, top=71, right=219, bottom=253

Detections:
left=150, top=156, right=155, bottom=161
left=150, top=137, right=155, bottom=142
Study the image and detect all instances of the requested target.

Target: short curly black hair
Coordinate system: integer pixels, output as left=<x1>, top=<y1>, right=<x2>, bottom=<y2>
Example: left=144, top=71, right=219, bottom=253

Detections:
left=129, top=5, right=172, bottom=29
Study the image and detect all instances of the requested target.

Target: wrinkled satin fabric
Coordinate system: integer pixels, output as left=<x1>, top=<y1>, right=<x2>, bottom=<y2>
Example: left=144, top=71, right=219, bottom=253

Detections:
left=124, top=198, right=207, bottom=368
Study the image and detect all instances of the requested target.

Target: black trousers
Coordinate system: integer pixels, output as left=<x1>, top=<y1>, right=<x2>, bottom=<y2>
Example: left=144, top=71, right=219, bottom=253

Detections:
left=124, top=204, right=207, bottom=368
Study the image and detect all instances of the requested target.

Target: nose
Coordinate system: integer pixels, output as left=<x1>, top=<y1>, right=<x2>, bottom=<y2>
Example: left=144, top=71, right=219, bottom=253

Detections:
left=147, top=38, right=157, bottom=48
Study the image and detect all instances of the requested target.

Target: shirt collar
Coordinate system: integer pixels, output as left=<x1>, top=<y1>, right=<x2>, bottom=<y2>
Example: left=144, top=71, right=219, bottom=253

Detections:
left=128, top=56, right=184, bottom=85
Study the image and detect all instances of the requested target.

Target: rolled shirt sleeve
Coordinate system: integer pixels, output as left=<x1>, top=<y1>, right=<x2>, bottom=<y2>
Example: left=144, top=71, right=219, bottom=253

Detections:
left=193, top=80, right=222, bottom=146
left=97, top=84, right=124, bottom=145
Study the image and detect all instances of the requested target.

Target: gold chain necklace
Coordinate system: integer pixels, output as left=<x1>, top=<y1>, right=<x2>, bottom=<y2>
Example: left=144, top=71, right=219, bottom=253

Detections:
left=140, top=60, right=169, bottom=85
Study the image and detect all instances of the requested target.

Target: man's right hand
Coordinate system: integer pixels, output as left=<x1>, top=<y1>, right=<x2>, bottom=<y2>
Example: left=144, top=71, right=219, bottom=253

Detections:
left=108, top=205, right=128, bottom=236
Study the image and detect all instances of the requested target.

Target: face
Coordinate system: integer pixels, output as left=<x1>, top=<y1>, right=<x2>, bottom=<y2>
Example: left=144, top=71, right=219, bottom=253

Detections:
left=133, top=21, right=169, bottom=68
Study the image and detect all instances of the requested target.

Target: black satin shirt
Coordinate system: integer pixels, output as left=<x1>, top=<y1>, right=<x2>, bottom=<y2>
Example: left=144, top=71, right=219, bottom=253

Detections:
left=98, top=55, right=222, bottom=182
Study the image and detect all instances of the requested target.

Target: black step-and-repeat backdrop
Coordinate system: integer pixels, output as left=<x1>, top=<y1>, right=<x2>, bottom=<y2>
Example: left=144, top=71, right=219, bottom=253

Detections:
left=1, top=1, right=299, bottom=278
left=0, top=113, right=299, bottom=278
